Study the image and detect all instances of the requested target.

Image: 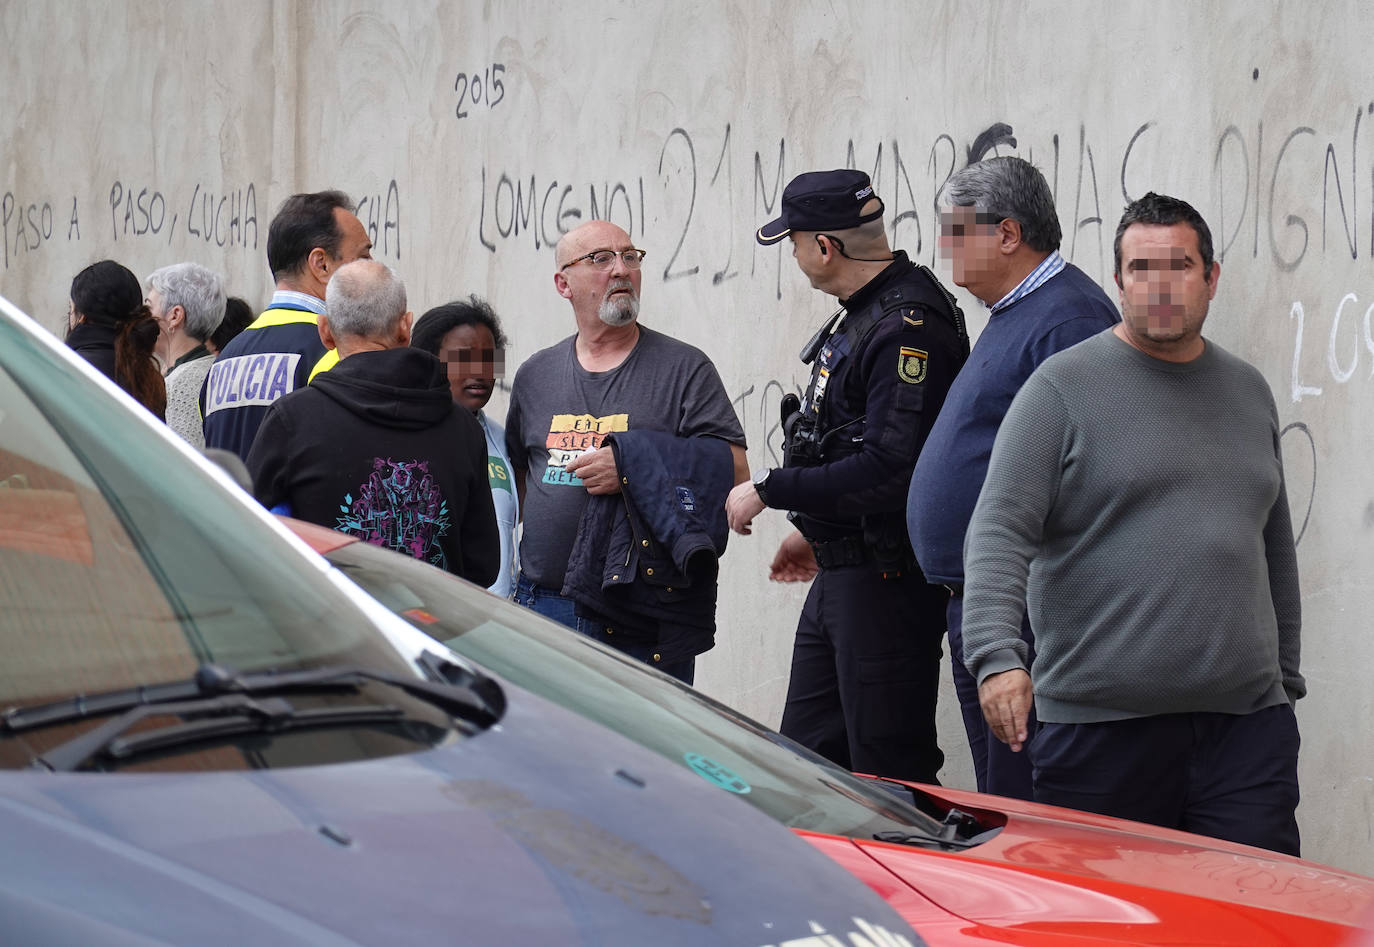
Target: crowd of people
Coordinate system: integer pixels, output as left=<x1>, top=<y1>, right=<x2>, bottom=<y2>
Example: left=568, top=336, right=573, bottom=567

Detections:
left=59, top=157, right=1305, bottom=858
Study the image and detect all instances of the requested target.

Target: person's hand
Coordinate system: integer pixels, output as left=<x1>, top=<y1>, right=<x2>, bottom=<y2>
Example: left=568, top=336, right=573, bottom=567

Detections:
left=565, top=448, right=621, bottom=495
left=725, top=480, right=766, bottom=534
left=978, top=669, right=1033, bottom=752
left=769, top=531, right=818, bottom=582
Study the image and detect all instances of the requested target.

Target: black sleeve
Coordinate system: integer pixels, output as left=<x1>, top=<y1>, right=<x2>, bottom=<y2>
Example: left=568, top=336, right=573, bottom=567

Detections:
left=245, top=403, right=295, bottom=512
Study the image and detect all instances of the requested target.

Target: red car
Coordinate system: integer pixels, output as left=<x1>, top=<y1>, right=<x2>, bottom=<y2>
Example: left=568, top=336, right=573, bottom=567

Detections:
left=289, top=519, right=1374, bottom=946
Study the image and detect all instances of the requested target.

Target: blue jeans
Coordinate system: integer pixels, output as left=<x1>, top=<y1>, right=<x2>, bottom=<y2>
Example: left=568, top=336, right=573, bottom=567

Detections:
left=514, top=573, right=695, bottom=685
left=513, top=572, right=579, bottom=630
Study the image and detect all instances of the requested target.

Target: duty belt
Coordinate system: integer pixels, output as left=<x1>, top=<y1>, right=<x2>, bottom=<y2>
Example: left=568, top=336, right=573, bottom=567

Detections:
left=807, top=534, right=873, bottom=569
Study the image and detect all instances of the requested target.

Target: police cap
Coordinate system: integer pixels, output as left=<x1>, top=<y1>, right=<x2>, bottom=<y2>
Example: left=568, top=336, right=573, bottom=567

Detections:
left=756, top=169, right=886, bottom=245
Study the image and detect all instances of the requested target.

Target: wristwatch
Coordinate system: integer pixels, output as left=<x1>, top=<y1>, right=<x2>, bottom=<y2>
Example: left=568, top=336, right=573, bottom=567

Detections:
left=751, top=468, right=772, bottom=507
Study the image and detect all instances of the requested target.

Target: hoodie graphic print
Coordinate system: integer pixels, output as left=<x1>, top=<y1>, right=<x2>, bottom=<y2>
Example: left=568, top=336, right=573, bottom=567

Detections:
left=337, top=457, right=451, bottom=568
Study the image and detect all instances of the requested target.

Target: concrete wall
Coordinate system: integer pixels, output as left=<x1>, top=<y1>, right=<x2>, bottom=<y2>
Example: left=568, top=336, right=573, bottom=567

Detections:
left=3, top=0, right=1371, bottom=873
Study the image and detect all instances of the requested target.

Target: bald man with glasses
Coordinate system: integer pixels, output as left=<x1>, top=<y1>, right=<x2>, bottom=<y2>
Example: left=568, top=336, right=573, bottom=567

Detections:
left=505, top=220, right=747, bottom=683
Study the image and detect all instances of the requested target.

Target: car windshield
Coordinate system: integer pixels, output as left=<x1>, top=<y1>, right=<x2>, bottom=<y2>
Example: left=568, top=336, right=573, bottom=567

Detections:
left=0, top=307, right=449, bottom=770
left=325, top=539, right=955, bottom=842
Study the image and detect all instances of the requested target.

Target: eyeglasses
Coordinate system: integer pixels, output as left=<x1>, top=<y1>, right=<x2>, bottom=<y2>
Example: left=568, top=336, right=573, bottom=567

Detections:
left=559, top=248, right=648, bottom=271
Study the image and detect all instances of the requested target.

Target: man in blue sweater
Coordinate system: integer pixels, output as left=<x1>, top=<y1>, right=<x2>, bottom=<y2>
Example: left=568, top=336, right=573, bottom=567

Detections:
left=907, top=157, right=1118, bottom=799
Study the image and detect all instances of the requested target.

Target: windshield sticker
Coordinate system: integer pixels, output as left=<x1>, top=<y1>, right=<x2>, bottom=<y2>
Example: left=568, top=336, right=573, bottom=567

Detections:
left=684, top=753, right=751, bottom=794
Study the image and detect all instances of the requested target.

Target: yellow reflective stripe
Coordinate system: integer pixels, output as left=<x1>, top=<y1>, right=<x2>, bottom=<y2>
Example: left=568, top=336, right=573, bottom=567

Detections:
left=235, top=308, right=335, bottom=381
left=249, top=308, right=320, bottom=329
left=308, top=348, right=339, bottom=381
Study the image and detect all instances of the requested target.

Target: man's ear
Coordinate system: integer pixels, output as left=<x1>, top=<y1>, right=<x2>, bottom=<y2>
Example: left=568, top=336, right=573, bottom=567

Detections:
left=398, top=310, right=414, bottom=346
left=307, top=247, right=332, bottom=286
left=553, top=270, right=574, bottom=300
left=318, top=314, right=338, bottom=351
left=998, top=217, right=1023, bottom=255
left=167, top=304, right=187, bottom=332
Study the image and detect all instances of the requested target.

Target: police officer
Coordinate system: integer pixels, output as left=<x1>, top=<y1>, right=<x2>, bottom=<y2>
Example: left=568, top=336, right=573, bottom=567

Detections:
left=726, top=169, right=967, bottom=783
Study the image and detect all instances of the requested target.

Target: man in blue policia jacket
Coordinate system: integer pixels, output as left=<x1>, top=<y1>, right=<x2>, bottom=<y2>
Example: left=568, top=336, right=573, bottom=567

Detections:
left=727, top=170, right=969, bottom=783
left=202, top=190, right=373, bottom=459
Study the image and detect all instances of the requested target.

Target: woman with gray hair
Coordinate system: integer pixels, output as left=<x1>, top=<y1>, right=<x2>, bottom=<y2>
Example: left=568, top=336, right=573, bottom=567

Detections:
left=146, top=262, right=227, bottom=448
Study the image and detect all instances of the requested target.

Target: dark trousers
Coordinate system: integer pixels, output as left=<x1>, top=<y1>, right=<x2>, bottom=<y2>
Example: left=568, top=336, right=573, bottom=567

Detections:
left=947, top=592, right=1037, bottom=800
left=575, top=623, right=696, bottom=686
left=779, top=563, right=946, bottom=783
left=1030, top=703, right=1301, bottom=856
left=514, top=573, right=695, bottom=686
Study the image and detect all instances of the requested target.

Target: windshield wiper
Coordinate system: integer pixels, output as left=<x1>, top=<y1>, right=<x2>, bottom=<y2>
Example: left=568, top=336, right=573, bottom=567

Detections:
left=4, top=658, right=504, bottom=740
left=30, top=694, right=416, bottom=772
left=874, top=809, right=986, bottom=851
left=872, top=829, right=978, bottom=851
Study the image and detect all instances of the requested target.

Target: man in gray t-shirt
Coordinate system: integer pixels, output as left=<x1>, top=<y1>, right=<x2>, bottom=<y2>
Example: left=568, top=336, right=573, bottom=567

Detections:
left=963, top=193, right=1303, bottom=856
left=506, top=220, right=746, bottom=681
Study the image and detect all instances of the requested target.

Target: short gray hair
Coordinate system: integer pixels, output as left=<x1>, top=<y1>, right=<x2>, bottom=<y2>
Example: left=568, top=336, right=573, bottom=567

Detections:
left=324, top=260, right=407, bottom=339
left=944, top=156, right=1062, bottom=253
left=146, top=262, right=226, bottom=342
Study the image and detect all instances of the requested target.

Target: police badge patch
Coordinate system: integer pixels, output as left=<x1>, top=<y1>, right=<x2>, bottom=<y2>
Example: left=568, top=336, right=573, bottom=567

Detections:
left=897, top=347, right=928, bottom=384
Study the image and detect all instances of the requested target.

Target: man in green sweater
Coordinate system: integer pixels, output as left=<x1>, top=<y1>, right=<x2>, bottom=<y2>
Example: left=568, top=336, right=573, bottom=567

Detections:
left=961, top=192, right=1304, bottom=855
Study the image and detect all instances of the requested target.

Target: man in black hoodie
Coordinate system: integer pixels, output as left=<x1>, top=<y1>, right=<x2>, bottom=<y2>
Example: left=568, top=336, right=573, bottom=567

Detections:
left=247, top=260, right=500, bottom=586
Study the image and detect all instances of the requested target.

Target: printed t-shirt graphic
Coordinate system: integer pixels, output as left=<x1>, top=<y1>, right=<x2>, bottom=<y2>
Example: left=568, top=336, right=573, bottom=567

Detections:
left=488, top=454, right=513, bottom=494
left=336, top=457, right=452, bottom=568
left=543, top=413, right=629, bottom=485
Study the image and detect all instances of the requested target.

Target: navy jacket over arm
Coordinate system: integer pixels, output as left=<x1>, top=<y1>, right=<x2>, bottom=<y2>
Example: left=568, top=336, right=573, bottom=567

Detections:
left=563, top=431, right=733, bottom=663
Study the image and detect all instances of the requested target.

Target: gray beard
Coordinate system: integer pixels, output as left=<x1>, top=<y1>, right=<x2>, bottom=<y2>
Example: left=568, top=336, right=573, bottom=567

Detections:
left=598, top=292, right=638, bottom=327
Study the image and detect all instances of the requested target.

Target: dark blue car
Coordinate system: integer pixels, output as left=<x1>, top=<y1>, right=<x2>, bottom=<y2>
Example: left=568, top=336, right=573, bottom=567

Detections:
left=0, top=297, right=920, bottom=945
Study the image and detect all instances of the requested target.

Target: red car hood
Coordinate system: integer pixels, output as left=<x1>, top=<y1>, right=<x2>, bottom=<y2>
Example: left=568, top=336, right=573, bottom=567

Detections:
left=285, top=517, right=357, bottom=554
left=804, top=784, right=1374, bottom=946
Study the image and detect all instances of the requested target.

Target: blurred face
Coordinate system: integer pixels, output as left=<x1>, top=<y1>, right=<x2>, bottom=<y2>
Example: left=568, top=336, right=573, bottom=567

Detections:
left=555, top=221, right=641, bottom=327
left=145, top=286, right=177, bottom=364
left=1115, top=222, right=1218, bottom=359
left=146, top=287, right=170, bottom=333
left=438, top=323, right=500, bottom=414
left=938, top=205, right=1004, bottom=303
left=788, top=233, right=825, bottom=290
